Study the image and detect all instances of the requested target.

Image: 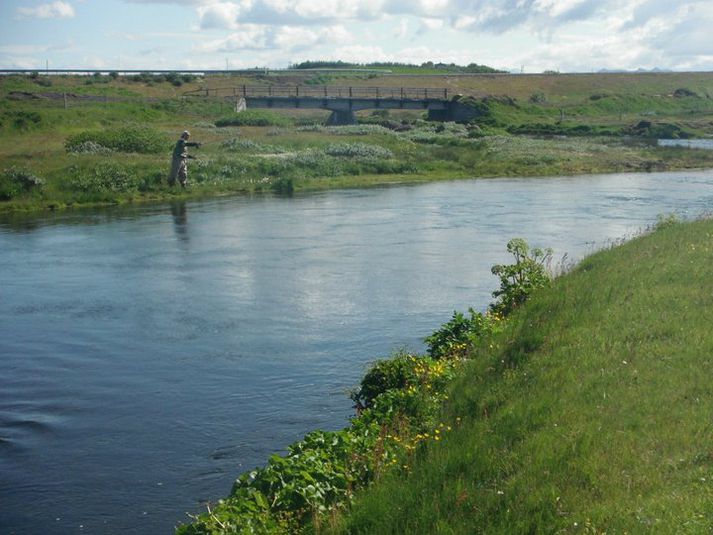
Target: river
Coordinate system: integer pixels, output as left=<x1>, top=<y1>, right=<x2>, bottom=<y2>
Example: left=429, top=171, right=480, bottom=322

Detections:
left=1, top=170, right=712, bottom=534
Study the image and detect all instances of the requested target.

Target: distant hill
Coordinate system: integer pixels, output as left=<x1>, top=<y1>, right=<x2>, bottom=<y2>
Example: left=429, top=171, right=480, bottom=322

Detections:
left=289, top=60, right=505, bottom=74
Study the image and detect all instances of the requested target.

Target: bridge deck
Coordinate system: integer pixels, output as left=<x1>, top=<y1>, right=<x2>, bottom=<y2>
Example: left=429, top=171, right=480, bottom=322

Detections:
left=183, top=85, right=451, bottom=101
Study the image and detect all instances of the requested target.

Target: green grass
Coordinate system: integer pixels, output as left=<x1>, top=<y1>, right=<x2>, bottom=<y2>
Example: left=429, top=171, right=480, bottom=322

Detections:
left=330, top=218, right=713, bottom=534
left=3, top=72, right=713, bottom=212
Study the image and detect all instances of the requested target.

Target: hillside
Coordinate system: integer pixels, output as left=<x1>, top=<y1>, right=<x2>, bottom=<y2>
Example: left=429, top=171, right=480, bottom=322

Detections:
left=333, top=218, right=713, bottom=533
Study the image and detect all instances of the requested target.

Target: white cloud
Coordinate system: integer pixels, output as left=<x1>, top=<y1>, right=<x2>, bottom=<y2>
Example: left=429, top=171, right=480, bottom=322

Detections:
left=195, top=0, right=387, bottom=26
left=196, top=24, right=268, bottom=50
left=16, top=1, right=75, bottom=19
left=394, top=18, right=409, bottom=39
left=418, top=17, right=444, bottom=32
left=327, top=44, right=391, bottom=63
left=194, top=23, right=353, bottom=52
left=197, top=2, right=244, bottom=29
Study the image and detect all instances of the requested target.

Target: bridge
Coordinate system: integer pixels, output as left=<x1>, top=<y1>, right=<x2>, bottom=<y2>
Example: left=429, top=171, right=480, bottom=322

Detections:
left=182, top=85, right=478, bottom=125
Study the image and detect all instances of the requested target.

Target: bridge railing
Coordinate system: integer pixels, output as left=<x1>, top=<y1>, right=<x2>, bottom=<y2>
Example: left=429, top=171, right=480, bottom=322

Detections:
left=183, top=85, right=451, bottom=100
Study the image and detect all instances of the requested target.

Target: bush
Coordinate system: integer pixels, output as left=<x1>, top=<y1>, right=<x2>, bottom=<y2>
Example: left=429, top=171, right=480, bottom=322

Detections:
left=325, top=142, right=394, bottom=159
left=215, top=110, right=293, bottom=127
left=271, top=176, right=294, bottom=195
left=529, top=91, right=547, bottom=104
left=67, top=141, right=115, bottom=155
left=673, top=88, right=697, bottom=98
left=10, top=111, right=42, bottom=130
left=352, top=353, right=418, bottom=408
left=490, top=238, right=552, bottom=316
left=221, top=138, right=285, bottom=154
left=625, top=121, right=692, bottom=139
left=0, top=167, right=45, bottom=200
left=67, top=161, right=140, bottom=193
left=65, top=126, right=169, bottom=154
left=425, top=308, right=501, bottom=359
left=296, top=124, right=395, bottom=136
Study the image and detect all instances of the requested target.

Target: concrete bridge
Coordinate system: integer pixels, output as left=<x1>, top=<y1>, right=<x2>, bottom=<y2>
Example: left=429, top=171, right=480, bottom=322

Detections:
left=182, top=85, right=479, bottom=125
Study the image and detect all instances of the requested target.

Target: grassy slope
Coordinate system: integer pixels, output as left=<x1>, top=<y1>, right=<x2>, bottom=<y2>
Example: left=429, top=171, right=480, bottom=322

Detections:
left=334, top=219, right=713, bottom=534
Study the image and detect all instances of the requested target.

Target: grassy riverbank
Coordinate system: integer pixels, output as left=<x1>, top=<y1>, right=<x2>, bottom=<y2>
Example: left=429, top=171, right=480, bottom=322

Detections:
left=2, top=71, right=713, bottom=212
left=332, top=217, right=713, bottom=534
left=177, top=218, right=713, bottom=533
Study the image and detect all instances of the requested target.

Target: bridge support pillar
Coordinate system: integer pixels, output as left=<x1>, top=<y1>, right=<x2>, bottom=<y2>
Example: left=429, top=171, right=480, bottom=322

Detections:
left=326, top=110, right=356, bottom=126
left=427, top=108, right=450, bottom=122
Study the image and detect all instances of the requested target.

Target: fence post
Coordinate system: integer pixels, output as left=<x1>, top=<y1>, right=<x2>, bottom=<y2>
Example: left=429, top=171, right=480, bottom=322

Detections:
left=63, top=92, right=68, bottom=109
left=242, top=85, right=247, bottom=97
left=444, top=88, right=447, bottom=99
left=296, top=86, right=300, bottom=97
left=401, top=87, right=404, bottom=99
left=349, top=87, right=353, bottom=98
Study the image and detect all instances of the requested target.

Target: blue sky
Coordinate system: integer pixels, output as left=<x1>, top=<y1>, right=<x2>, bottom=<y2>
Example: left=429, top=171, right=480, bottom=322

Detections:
left=1, top=0, right=712, bottom=72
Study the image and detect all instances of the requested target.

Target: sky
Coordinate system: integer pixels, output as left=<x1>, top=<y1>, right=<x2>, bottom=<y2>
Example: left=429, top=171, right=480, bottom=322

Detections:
left=1, top=0, right=712, bottom=73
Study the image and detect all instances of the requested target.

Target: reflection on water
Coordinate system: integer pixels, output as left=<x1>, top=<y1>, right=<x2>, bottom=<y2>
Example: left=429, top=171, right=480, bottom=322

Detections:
left=1, top=169, right=712, bottom=534
left=171, top=201, right=189, bottom=244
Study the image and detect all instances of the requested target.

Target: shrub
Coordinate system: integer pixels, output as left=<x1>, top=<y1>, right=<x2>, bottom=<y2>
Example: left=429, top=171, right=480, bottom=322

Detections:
left=215, top=110, right=293, bottom=127
left=67, top=141, right=115, bottom=155
left=673, top=88, right=697, bottom=98
left=296, top=124, right=396, bottom=136
left=65, top=126, right=169, bottom=154
left=67, top=161, right=140, bottom=193
left=425, top=308, right=501, bottom=359
left=655, top=212, right=681, bottom=230
left=325, top=142, right=394, bottom=159
left=271, top=177, right=294, bottom=194
left=490, top=238, right=552, bottom=316
left=0, top=167, right=45, bottom=200
left=352, top=353, right=419, bottom=409
left=529, top=91, right=547, bottom=103
left=625, top=121, right=692, bottom=139
left=10, top=111, right=42, bottom=130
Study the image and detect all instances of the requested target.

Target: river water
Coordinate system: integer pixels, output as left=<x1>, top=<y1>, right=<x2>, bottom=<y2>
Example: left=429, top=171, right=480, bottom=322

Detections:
left=1, top=170, right=712, bottom=534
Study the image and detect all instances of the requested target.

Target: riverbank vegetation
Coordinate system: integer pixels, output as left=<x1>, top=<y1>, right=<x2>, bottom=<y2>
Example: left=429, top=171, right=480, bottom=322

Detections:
left=177, top=237, right=551, bottom=534
left=177, top=217, right=713, bottom=533
left=331, top=216, right=713, bottom=534
left=2, top=71, right=713, bottom=212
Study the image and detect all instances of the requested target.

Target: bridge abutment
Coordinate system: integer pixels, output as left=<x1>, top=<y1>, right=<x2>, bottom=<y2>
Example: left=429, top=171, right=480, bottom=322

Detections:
left=326, top=109, right=357, bottom=126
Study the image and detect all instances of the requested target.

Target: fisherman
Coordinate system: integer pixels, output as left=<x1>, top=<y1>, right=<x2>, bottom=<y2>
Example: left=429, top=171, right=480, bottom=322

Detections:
left=168, top=130, right=200, bottom=187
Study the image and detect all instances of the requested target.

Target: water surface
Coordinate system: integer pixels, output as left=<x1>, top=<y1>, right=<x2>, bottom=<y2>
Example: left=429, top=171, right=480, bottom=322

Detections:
left=658, top=138, right=713, bottom=150
left=1, top=170, right=712, bottom=534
